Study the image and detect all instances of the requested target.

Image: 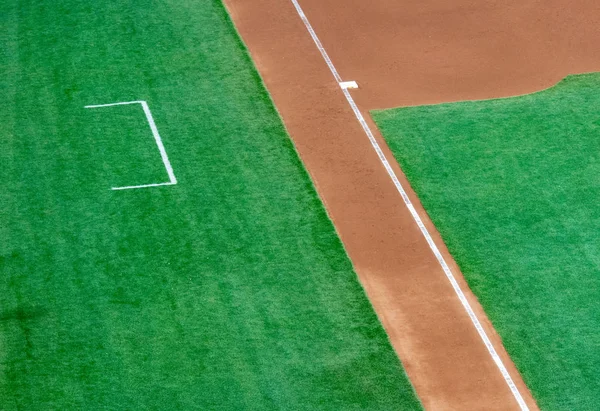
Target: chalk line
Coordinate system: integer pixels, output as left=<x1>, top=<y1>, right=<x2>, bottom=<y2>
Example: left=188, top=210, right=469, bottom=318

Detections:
left=288, top=0, right=529, bottom=409
left=85, top=100, right=177, bottom=191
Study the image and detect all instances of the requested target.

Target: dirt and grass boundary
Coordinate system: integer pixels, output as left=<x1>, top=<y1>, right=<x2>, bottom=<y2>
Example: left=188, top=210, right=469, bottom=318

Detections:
left=221, top=0, right=600, bottom=408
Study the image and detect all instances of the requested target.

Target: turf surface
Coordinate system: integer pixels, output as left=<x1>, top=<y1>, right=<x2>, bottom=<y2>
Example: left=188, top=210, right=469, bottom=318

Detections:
left=0, top=1, right=422, bottom=409
left=373, top=73, right=600, bottom=410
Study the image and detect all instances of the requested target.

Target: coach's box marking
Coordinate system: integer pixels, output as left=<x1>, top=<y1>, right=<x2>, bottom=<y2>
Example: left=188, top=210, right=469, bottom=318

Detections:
left=339, top=81, right=359, bottom=89
left=85, top=100, right=178, bottom=191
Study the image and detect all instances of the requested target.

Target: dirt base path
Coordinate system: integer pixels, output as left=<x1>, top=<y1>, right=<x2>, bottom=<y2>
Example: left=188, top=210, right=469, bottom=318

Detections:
left=223, top=0, right=600, bottom=409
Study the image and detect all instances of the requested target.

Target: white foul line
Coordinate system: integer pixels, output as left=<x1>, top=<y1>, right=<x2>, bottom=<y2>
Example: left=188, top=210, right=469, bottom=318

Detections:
left=288, top=1, right=529, bottom=409
left=85, top=100, right=177, bottom=191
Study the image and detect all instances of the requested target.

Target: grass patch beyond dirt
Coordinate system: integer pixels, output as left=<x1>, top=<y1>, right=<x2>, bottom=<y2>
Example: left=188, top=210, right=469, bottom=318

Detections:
left=373, top=73, right=600, bottom=410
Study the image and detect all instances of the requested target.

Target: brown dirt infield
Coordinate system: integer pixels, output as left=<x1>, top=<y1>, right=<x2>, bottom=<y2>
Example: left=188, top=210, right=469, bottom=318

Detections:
left=222, top=0, right=600, bottom=409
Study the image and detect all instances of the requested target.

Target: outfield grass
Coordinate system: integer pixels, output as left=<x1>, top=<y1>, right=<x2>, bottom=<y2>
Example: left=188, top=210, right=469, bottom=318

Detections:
left=373, top=73, right=600, bottom=410
left=0, top=1, right=423, bottom=409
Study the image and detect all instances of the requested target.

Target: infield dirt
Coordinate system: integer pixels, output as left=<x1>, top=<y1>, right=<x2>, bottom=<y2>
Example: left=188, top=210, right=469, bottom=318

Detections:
left=222, top=0, right=600, bottom=409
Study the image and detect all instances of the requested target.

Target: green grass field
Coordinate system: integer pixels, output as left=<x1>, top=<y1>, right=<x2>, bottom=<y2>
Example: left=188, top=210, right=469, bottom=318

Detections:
left=373, top=73, right=600, bottom=410
left=0, top=1, right=423, bottom=409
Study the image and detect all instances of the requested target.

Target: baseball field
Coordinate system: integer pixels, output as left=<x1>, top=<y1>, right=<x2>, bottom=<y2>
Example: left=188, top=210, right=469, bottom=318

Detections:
left=1, top=0, right=420, bottom=409
left=374, top=73, right=600, bottom=410
left=3, top=0, right=600, bottom=410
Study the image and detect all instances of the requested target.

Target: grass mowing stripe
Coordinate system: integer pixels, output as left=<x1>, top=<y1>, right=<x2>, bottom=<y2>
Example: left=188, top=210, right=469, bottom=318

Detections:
left=0, top=0, right=422, bottom=409
left=372, top=73, right=600, bottom=411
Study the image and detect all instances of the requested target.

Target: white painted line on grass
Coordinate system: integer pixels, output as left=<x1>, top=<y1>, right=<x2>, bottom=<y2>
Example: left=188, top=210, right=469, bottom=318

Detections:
left=289, top=1, right=529, bottom=409
left=111, top=182, right=176, bottom=191
left=85, top=100, right=177, bottom=191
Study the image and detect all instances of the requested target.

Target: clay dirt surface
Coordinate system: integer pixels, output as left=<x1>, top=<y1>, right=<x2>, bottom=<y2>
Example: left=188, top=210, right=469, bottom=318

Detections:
left=222, top=0, right=600, bottom=409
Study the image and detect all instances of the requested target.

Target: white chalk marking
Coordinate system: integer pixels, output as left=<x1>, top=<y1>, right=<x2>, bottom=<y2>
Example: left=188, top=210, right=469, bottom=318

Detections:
left=340, top=81, right=359, bottom=89
left=85, top=100, right=177, bottom=191
left=289, top=1, right=529, bottom=409
left=111, top=182, right=176, bottom=191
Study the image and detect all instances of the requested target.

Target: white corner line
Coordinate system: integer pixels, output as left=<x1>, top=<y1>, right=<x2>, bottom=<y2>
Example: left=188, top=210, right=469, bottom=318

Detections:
left=111, top=182, right=176, bottom=191
left=289, top=0, right=529, bottom=409
left=85, top=100, right=177, bottom=191
left=84, top=100, right=144, bottom=109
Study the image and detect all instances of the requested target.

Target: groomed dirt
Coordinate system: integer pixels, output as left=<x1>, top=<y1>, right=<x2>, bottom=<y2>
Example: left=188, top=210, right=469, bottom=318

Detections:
left=222, top=0, right=600, bottom=409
